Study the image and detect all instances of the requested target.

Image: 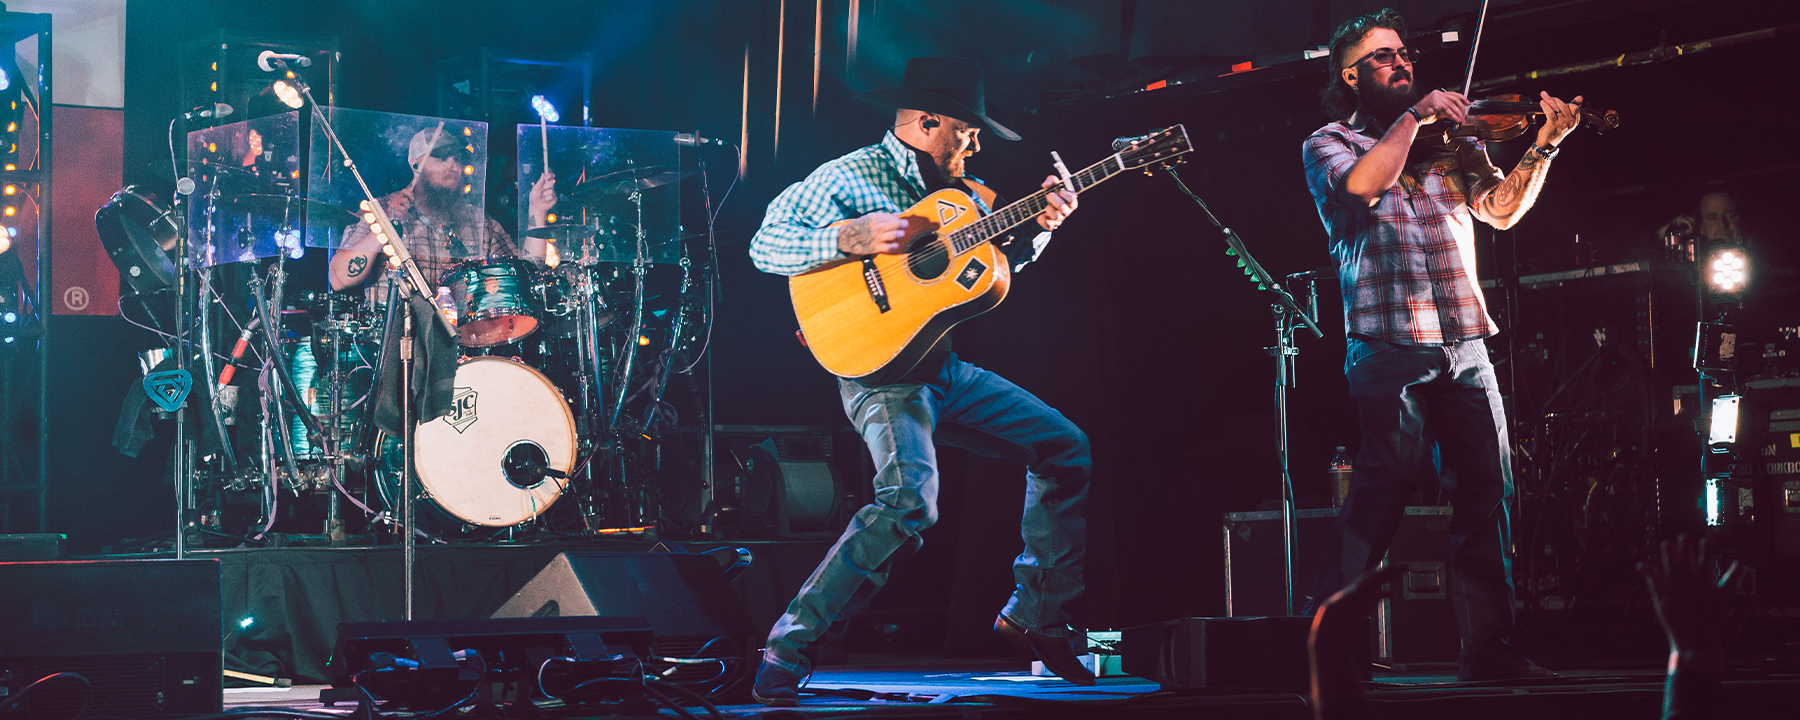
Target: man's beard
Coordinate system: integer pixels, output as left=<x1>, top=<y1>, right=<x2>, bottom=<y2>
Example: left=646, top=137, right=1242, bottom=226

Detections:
left=1357, top=72, right=1421, bottom=125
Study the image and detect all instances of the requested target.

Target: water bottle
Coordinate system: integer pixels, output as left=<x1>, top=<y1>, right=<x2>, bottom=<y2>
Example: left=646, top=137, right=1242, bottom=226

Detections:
left=434, top=286, right=459, bottom=326
left=1329, top=446, right=1354, bottom=508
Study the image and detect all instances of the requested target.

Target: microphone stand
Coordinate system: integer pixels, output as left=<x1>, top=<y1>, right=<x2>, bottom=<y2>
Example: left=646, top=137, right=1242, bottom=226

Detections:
left=272, top=58, right=447, bottom=620
left=1160, top=165, right=1322, bottom=615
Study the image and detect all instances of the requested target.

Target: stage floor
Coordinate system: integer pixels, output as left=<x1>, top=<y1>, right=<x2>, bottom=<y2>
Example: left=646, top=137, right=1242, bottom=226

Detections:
left=219, top=655, right=1800, bottom=719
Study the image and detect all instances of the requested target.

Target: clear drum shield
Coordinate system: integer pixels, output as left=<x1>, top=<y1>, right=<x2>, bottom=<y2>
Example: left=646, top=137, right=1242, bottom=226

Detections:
left=184, top=111, right=305, bottom=267
left=517, top=126, right=681, bottom=266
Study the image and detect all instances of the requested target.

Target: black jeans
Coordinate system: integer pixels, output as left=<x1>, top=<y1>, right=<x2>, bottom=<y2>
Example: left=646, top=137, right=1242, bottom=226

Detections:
left=1304, top=336, right=1527, bottom=679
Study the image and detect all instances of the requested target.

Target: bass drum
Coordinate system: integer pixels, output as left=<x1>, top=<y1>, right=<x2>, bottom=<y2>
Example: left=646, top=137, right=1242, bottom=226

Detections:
left=376, top=357, right=577, bottom=532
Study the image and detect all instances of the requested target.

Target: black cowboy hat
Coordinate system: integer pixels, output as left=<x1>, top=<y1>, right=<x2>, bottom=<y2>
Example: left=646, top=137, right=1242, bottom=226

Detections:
left=857, top=57, right=1020, bottom=141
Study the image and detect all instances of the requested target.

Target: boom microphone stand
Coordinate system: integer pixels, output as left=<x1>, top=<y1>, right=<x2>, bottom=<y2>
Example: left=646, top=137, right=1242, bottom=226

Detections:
left=271, top=57, right=451, bottom=620
left=1160, top=166, right=1322, bottom=615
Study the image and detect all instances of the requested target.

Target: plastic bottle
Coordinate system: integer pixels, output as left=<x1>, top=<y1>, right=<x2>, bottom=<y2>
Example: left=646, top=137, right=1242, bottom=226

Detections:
left=1329, top=446, right=1354, bottom=508
left=434, top=286, right=459, bottom=326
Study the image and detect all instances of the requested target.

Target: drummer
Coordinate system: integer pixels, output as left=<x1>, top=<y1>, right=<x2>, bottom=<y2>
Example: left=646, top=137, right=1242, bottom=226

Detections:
left=328, top=126, right=557, bottom=301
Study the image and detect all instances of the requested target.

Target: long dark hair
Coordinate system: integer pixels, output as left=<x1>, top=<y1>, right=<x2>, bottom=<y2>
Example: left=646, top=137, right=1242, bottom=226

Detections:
left=1320, top=8, right=1409, bottom=121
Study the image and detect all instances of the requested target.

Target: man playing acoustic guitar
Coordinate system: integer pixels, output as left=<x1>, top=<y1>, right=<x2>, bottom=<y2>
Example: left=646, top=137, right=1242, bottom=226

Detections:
left=747, top=56, right=1090, bottom=704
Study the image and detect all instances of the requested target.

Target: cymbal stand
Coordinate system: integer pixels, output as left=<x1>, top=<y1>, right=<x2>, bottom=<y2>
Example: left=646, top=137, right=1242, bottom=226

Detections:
left=1161, top=165, right=1322, bottom=614
left=609, top=188, right=651, bottom=527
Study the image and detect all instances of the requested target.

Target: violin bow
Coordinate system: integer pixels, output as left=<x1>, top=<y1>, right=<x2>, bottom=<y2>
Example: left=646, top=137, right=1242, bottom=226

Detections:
left=1460, top=0, right=1492, bottom=97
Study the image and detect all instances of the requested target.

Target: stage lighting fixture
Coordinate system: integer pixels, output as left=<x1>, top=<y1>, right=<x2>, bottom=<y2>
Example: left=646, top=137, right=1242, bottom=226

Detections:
left=271, top=80, right=303, bottom=109
left=1709, top=394, right=1740, bottom=448
left=1704, top=244, right=1749, bottom=297
left=1706, top=478, right=1723, bottom=526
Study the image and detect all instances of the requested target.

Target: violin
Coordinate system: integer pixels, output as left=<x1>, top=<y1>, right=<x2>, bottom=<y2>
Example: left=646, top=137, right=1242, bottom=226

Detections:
left=1416, top=93, right=1621, bottom=147
left=1415, top=0, right=1619, bottom=149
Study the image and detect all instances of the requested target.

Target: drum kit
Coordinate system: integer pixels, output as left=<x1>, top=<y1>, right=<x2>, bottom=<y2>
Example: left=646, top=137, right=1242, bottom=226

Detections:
left=98, top=158, right=712, bottom=547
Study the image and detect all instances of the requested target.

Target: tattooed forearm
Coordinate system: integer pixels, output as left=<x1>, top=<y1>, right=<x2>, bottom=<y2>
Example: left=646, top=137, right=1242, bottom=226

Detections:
left=1484, top=150, right=1550, bottom=224
left=346, top=255, right=368, bottom=278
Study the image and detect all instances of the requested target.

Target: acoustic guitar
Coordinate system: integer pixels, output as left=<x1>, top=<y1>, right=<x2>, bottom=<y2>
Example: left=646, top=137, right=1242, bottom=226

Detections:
left=789, top=125, right=1191, bottom=385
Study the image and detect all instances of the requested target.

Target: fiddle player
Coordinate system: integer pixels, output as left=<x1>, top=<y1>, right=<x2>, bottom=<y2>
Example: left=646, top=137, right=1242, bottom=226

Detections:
left=1300, top=8, right=1580, bottom=681
left=329, top=126, right=557, bottom=302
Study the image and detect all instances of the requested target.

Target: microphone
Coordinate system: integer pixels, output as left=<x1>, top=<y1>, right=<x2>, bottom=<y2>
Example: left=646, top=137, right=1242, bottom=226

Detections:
left=674, top=132, right=725, bottom=147
left=1111, top=132, right=1154, bottom=151
left=257, top=51, right=313, bottom=72
left=505, top=455, right=569, bottom=480
left=181, top=103, right=234, bottom=121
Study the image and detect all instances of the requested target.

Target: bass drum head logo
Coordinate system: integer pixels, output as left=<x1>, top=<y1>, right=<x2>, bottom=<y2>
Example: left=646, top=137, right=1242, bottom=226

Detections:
left=445, top=387, right=479, bottom=433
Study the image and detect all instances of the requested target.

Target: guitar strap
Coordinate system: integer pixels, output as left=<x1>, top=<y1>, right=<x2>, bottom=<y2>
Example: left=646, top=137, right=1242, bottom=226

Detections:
left=959, top=176, right=999, bottom=212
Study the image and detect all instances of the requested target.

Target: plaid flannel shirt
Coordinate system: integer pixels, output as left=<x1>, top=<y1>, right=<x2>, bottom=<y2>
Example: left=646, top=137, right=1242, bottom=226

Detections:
left=1303, top=117, right=1506, bottom=346
left=343, top=188, right=521, bottom=303
left=751, top=132, right=1050, bottom=276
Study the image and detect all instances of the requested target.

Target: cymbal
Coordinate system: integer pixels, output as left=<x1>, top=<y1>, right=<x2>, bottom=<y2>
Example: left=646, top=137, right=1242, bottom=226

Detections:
left=524, top=224, right=596, bottom=242
left=212, top=194, right=359, bottom=228
left=570, top=165, right=694, bottom=198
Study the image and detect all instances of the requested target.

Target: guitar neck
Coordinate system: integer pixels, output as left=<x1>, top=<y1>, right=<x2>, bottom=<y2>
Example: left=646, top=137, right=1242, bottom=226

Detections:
left=946, top=153, right=1126, bottom=254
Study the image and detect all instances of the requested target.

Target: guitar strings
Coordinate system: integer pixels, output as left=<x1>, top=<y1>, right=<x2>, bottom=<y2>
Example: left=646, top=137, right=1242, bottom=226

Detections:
left=859, top=154, right=1124, bottom=285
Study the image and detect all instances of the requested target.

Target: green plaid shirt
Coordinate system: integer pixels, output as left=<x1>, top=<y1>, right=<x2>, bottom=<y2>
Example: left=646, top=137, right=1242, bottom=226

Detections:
left=751, top=132, right=1058, bottom=278
left=751, top=132, right=943, bottom=275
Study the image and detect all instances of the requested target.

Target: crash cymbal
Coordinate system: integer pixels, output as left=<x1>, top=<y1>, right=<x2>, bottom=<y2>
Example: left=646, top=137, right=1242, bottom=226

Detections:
left=570, top=165, right=694, bottom=198
left=213, top=194, right=359, bottom=228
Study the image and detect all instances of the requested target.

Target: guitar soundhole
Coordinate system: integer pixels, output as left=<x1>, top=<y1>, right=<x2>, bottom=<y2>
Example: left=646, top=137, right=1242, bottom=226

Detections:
left=905, top=233, right=950, bottom=280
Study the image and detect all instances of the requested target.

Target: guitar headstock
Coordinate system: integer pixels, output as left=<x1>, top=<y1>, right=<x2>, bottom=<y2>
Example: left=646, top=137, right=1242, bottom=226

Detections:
left=1115, top=125, right=1192, bottom=170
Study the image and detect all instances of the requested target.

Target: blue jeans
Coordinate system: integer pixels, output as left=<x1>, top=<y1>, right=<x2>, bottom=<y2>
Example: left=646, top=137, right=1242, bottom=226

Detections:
left=762, top=354, right=1091, bottom=673
left=1304, top=337, right=1526, bottom=679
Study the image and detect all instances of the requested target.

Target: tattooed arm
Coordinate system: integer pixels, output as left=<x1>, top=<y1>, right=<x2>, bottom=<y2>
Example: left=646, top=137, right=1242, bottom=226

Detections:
left=1472, top=91, right=1582, bottom=230
left=329, top=223, right=387, bottom=291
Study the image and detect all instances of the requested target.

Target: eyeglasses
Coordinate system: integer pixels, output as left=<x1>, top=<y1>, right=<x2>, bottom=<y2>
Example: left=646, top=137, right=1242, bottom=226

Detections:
left=1350, top=47, right=1416, bottom=68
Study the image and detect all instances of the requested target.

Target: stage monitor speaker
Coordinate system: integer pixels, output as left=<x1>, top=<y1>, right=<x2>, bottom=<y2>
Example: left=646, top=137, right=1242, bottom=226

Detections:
left=0, top=559, right=222, bottom=718
left=1121, top=616, right=1343, bottom=690
left=491, top=551, right=756, bottom=684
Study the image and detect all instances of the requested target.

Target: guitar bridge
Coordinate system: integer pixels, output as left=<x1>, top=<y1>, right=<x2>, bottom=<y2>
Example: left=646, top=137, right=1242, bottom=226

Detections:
left=861, top=256, right=891, bottom=313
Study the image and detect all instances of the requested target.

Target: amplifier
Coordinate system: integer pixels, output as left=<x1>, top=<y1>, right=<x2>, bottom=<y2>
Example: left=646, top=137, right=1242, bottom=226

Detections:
left=1223, top=507, right=1337, bottom=616
left=0, top=533, right=65, bottom=561
left=0, top=559, right=222, bottom=718
left=1224, top=505, right=1457, bottom=665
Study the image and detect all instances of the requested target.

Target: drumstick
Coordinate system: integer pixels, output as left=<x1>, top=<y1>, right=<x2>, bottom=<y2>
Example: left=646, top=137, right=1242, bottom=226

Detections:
left=541, top=121, right=551, bottom=178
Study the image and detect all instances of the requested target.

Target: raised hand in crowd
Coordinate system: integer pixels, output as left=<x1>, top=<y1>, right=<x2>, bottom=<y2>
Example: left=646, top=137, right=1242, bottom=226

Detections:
left=1637, top=534, right=1739, bottom=720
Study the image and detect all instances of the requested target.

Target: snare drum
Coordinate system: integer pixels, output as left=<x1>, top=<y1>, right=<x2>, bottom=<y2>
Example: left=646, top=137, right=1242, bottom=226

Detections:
left=442, top=258, right=544, bottom=347
left=376, top=356, right=576, bottom=531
